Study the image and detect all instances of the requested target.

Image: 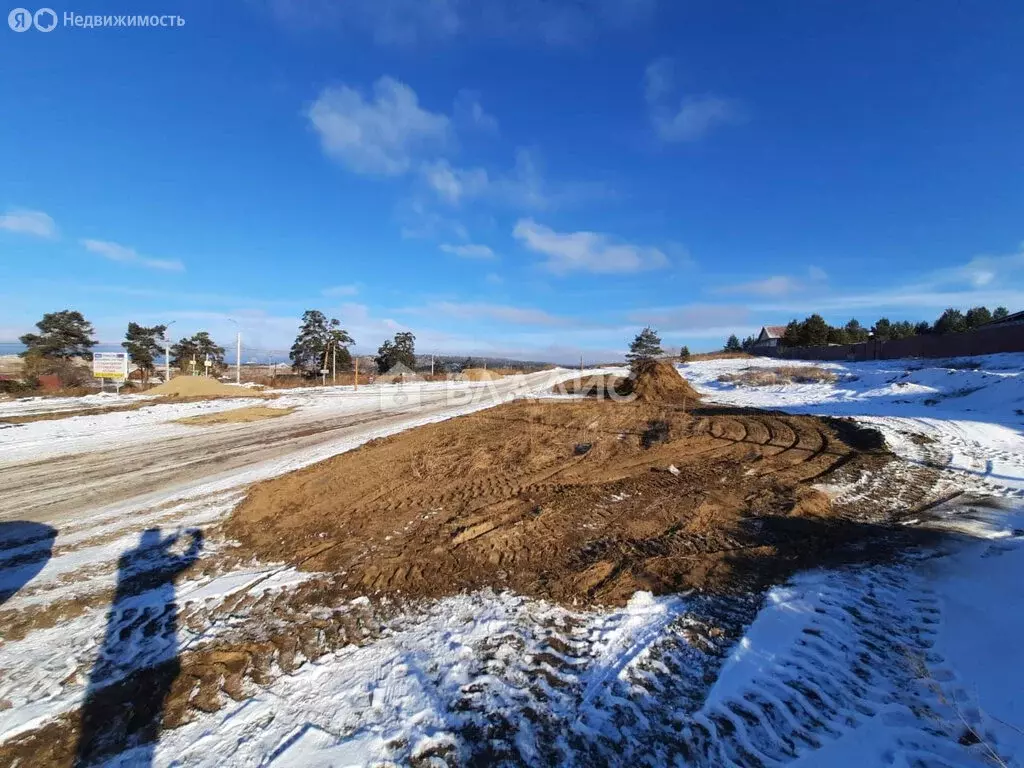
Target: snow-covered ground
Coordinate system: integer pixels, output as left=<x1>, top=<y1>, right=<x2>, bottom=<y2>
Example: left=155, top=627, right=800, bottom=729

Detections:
left=2, top=357, right=1023, bottom=765
left=681, top=353, right=1024, bottom=498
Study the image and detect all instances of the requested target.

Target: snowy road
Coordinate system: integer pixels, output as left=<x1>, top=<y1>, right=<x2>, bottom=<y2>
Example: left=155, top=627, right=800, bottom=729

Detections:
left=0, top=371, right=577, bottom=523
left=2, top=358, right=1024, bottom=766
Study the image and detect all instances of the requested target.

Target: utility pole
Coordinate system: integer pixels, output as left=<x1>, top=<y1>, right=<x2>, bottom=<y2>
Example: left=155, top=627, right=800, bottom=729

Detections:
left=236, top=331, right=242, bottom=385
left=580, top=354, right=584, bottom=372
left=430, top=354, right=435, bottom=376
left=332, top=343, right=337, bottom=385
left=354, top=356, right=359, bottom=391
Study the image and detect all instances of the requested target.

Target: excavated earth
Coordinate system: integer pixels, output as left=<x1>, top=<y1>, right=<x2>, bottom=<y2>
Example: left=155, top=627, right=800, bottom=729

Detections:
left=1, top=394, right=949, bottom=767
left=226, top=397, right=922, bottom=606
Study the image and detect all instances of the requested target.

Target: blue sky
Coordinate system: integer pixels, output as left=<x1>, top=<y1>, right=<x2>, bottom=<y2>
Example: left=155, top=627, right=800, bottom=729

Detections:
left=2, top=0, right=1023, bottom=362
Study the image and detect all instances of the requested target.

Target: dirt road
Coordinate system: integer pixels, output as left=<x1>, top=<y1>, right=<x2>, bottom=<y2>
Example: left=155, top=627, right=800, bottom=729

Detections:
left=0, top=371, right=570, bottom=525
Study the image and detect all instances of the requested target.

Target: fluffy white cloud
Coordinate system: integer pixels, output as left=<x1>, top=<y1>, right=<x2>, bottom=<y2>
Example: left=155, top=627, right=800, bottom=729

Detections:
left=644, top=57, right=742, bottom=142
left=0, top=208, right=57, bottom=239
left=513, top=218, right=668, bottom=274
left=439, top=242, right=496, bottom=259
left=421, top=160, right=489, bottom=205
left=308, top=77, right=450, bottom=176
left=81, top=239, right=184, bottom=272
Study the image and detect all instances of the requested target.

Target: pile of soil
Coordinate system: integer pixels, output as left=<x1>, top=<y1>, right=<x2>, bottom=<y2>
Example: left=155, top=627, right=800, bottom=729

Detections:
left=552, top=374, right=629, bottom=398
left=629, top=361, right=702, bottom=404
left=174, top=406, right=295, bottom=425
left=461, top=368, right=502, bottom=381
left=145, top=377, right=260, bottom=398
left=226, top=398, right=914, bottom=608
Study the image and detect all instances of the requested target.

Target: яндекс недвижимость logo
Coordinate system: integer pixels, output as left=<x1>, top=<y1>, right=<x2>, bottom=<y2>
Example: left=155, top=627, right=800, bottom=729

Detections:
left=8, top=8, right=183, bottom=30
left=8, top=7, right=57, bottom=30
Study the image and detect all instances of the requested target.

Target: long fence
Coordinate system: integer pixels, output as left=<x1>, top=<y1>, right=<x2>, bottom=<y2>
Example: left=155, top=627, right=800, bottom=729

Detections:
left=755, top=322, right=1024, bottom=362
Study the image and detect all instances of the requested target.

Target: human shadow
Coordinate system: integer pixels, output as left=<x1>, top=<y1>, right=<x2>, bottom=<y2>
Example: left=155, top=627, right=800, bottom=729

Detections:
left=75, top=527, right=203, bottom=767
left=0, top=521, right=57, bottom=606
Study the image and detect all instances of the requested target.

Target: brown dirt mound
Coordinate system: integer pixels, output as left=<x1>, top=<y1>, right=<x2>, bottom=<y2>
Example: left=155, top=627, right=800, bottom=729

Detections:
left=551, top=374, right=629, bottom=398
left=145, top=377, right=261, bottom=398
left=461, top=368, right=502, bottom=381
left=174, top=406, right=295, bottom=425
left=630, top=360, right=702, bottom=404
left=225, top=397, right=924, bottom=609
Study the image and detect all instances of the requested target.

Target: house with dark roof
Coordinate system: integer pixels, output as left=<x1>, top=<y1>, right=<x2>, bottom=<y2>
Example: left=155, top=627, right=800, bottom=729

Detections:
left=753, top=325, right=787, bottom=349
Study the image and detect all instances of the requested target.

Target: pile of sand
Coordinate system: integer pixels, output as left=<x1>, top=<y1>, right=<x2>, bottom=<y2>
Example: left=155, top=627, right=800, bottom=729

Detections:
left=629, top=360, right=701, bottom=404
left=145, top=376, right=261, bottom=398
left=461, top=368, right=501, bottom=381
left=175, top=406, right=294, bottom=425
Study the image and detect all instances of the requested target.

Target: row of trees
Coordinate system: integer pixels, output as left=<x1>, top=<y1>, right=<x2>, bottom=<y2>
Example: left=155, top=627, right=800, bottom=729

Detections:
left=17, top=310, right=231, bottom=385
left=724, top=305, right=1012, bottom=352
left=17, top=308, right=424, bottom=386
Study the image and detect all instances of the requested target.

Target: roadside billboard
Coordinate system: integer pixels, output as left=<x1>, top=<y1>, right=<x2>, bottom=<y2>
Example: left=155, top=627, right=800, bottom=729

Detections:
left=93, top=352, right=129, bottom=380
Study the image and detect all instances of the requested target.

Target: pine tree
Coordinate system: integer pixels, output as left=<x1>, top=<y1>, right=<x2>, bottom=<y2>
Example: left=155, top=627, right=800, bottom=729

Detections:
left=626, top=327, right=663, bottom=370
left=679, top=345, right=691, bottom=361
left=122, top=322, right=167, bottom=383
left=872, top=318, right=893, bottom=341
left=933, top=308, right=966, bottom=335
left=844, top=318, right=869, bottom=343
left=19, top=310, right=97, bottom=361
left=290, top=310, right=354, bottom=377
left=891, top=320, right=916, bottom=339
left=993, top=307, right=1010, bottom=321
left=170, top=332, right=225, bottom=375
left=376, top=331, right=416, bottom=373
left=723, top=334, right=742, bottom=353
left=781, top=320, right=802, bottom=347
left=801, top=314, right=829, bottom=346
left=964, top=306, right=992, bottom=330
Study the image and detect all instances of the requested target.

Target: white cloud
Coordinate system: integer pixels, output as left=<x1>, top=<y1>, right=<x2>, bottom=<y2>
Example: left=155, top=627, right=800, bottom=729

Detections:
left=513, top=218, right=668, bottom=274
left=423, top=149, right=611, bottom=211
left=717, top=266, right=827, bottom=297
left=81, top=239, right=185, bottom=272
left=807, top=265, right=828, bottom=282
left=651, top=96, right=743, bottom=142
left=0, top=208, right=57, bottom=239
left=644, top=57, right=743, bottom=142
left=269, top=0, right=655, bottom=47
left=421, top=160, right=489, bottom=205
left=455, top=90, right=499, bottom=133
left=643, top=57, right=674, bottom=104
left=421, top=301, right=567, bottom=326
left=308, top=76, right=450, bottom=176
left=322, top=284, right=360, bottom=297
left=440, top=242, right=496, bottom=259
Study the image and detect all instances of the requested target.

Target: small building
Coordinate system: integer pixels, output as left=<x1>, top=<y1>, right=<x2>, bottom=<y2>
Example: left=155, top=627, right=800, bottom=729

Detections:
left=376, top=362, right=424, bottom=384
left=753, top=325, right=787, bottom=349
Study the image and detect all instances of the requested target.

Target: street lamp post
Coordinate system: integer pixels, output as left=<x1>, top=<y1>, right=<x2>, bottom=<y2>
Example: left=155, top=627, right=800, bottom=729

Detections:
left=226, top=318, right=241, bottom=385
left=163, top=321, right=176, bottom=383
